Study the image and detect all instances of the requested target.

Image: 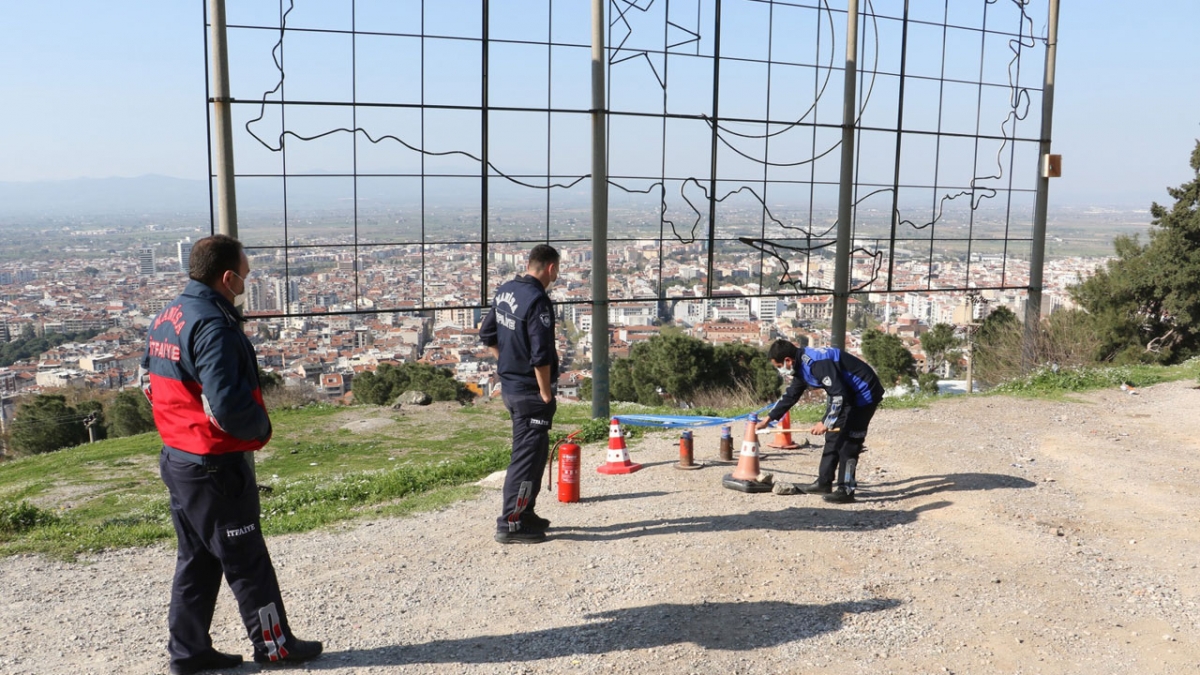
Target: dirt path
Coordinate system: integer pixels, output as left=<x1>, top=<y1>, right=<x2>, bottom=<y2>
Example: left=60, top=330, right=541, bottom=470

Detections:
left=2, top=382, right=1198, bottom=674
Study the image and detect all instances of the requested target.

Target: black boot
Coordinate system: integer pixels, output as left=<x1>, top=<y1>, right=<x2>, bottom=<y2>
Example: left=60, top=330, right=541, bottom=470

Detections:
left=798, top=481, right=832, bottom=494
left=169, top=649, right=243, bottom=675
left=520, top=511, right=551, bottom=531
left=494, top=528, right=547, bottom=544
left=823, top=487, right=855, bottom=504
left=254, top=638, right=323, bottom=666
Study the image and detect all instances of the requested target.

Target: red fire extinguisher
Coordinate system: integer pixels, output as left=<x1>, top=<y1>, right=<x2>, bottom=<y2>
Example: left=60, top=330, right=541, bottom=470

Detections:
left=551, top=430, right=582, bottom=503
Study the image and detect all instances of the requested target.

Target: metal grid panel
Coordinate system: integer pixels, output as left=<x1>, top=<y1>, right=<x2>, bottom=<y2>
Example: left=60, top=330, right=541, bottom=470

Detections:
left=208, top=0, right=1051, bottom=318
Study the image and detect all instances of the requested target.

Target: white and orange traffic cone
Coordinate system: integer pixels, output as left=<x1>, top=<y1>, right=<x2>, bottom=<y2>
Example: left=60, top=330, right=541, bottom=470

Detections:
left=722, top=415, right=773, bottom=493
left=767, top=410, right=807, bottom=450
left=597, top=418, right=643, bottom=475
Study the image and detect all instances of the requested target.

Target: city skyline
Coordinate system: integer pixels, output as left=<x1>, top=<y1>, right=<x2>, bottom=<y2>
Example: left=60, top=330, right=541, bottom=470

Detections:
left=0, top=234, right=1105, bottom=406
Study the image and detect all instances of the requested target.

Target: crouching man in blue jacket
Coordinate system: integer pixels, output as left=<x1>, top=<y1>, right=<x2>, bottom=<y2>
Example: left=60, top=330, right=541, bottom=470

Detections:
left=756, top=338, right=885, bottom=503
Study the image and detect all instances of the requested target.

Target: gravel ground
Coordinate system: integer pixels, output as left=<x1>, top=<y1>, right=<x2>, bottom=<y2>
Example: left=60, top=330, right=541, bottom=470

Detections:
left=2, top=382, right=1199, bottom=675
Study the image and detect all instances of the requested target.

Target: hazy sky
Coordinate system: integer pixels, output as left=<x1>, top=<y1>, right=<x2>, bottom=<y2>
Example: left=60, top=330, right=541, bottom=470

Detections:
left=1, top=0, right=1197, bottom=210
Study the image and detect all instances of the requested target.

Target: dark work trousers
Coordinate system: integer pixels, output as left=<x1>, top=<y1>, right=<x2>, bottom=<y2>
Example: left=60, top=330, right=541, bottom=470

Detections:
left=497, top=392, right=556, bottom=531
left=816, top=403, right=878, bottom=491
left=159, top=448, right=294, bottom=664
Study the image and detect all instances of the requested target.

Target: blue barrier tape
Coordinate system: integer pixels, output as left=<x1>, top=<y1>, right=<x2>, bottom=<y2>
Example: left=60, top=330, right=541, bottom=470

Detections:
left=614, top=404, right=773, bottom=429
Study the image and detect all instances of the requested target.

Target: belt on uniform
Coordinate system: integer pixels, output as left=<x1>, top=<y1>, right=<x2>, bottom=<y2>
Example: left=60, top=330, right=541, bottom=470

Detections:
left=163, top=445, right=249, bottom=468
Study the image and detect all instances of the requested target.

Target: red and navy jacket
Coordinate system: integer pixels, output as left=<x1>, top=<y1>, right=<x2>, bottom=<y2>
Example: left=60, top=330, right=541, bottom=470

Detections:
left=141, top=280, right=271, bottom=456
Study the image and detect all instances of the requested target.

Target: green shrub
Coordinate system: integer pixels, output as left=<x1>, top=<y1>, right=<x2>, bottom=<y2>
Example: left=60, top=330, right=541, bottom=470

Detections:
left=609, top=333, right=779, bottom=406
left=0, top=501, right=59, bottom=535
left=352, top=362, right=474, bottom=405
left=551, top=417, right=645, bottom=445
left=917, top=372, right=941, bottom=395
left=990, top=362, right=1200, bottom=396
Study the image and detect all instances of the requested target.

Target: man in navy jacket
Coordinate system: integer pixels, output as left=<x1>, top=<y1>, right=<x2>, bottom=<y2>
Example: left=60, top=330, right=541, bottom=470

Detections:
left=143, top=235, right=321, bottom=674
left=479, top=244, right=561, bottom=543
left=756, top=338, right=885, bottom=503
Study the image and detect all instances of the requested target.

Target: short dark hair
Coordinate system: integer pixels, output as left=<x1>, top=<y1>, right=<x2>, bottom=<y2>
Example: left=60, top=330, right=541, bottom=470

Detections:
left=189, top=235, right=244, bottom=286
left=768, top=338, right=798, bottom=363
left=528, top=244, right=560, bottom=271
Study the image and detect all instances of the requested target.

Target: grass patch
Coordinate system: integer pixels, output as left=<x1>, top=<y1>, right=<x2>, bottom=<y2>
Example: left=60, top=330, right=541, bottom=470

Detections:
left=360, top=484, right=485, bottom=521
left=9, top=361, right=1194, bottom=559
left=258, top=445, right=510, bottom=534
left=0, top=402, right=518, bottom=558
left=990, top=359, right=1200, bottom=399
left=879, top=392, right=938, bottom=410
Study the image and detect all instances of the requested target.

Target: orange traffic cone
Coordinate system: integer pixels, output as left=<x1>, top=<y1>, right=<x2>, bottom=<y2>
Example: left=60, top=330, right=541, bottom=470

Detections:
left=768, top=410, right=806, bottom=450
left=722, top=415, right=773, bottom=493
left=597, top=418, right=643, bottom=475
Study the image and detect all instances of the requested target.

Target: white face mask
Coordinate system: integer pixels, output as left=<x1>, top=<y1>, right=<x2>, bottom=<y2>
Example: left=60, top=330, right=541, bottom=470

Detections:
left=230, top=271, right=248, bottom=310
left=776, top=361, right=793, bottom=378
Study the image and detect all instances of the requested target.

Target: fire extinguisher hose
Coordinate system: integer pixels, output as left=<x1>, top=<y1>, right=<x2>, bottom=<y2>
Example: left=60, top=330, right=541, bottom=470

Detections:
left=548, top=438, right=564, bottom=490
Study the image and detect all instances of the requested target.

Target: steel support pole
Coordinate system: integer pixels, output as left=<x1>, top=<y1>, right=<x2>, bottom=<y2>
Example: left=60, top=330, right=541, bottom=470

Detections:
left=208, top=0, right=238, bottom=238
left=965, top=329, right=975, bottom=395
left=590, top=0, right=610, bottom=420
left=705, top=0, right=723, bottom=298
left=1022, top=0, right=1059, bottom=367
left=831, top=0, right=860, bottom=350
left=481, top=0, right=490, bottom=307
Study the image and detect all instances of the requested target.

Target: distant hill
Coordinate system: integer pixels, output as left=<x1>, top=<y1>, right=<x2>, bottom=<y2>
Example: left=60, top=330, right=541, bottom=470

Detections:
left=0, top=173, right=594, bottom=218
left=0, top=175, right=209, bottom=217
left=0, top=174, right=1147, bottom=220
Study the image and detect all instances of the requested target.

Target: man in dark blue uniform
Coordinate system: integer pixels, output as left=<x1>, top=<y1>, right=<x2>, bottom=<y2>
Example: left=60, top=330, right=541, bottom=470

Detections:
left=479, top=244, right=561, bottom=544
left=756, top=338, right=885, bottom=503
left=143, top=235, right=322, bottom=674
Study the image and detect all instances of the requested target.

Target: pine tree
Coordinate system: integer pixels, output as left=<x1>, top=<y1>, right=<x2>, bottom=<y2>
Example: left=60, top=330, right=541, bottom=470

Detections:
left=1071, top=140, right=1200, bottom=363
left=10, top=395, right=88, bottom=455
left=919, top=323, right=962, bottom=375
left=108, top=389, right=157, bottom=438
left=861, top=329, right=916, bottom=387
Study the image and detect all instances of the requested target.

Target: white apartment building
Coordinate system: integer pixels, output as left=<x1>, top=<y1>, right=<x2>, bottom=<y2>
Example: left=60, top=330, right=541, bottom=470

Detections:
left=671, top=298, right=708, bottom=326
left=750, top=297, right=787, bottom=323
left=245, top=279, right=267, bottom=312
left=608, top=302, right=656, bottom=326
left=138, top=248, right=156, bottom=276
left=670, top=293, right=753, bottom=325
left=434, top=306, right=481, bottom=329
left=905, top=292, right=934, bottom=323
left=177, top=238, right=193, bottom=273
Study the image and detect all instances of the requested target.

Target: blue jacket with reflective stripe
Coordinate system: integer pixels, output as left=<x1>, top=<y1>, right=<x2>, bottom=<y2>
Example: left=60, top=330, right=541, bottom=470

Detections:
left=768, top=345, right=884, bottom=426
